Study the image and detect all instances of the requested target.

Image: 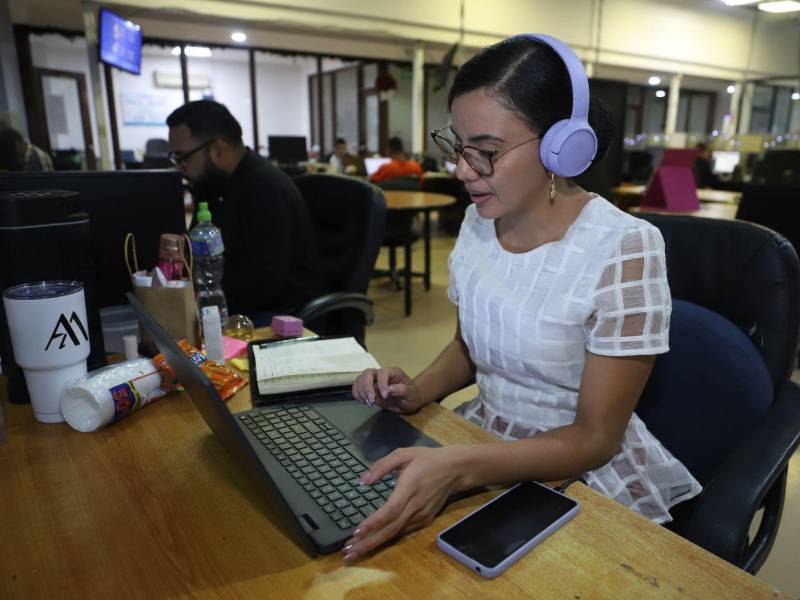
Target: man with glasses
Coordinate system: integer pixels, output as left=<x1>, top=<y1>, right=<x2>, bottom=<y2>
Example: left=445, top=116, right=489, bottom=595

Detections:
left=167, top=100, right=322, bottom=322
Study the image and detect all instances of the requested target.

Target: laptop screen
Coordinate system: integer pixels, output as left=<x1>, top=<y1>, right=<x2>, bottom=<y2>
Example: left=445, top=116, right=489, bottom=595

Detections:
left=364, top=157, right=391, bottom=177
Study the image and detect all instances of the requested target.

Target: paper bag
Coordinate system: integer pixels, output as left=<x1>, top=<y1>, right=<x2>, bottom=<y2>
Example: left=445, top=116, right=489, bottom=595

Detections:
left=124, top=233, right=199, bottom=347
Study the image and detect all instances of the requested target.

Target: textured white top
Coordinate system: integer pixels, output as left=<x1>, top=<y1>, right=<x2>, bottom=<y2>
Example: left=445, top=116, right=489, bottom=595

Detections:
left=448, top=197, right=701, bottom=523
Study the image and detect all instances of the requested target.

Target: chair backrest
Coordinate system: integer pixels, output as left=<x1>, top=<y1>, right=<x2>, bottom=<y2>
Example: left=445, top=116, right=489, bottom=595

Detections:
left=293, top=174, right=386, bottom=296
left=736, top=183, right=800, bottom=256
left=752, top=150, right=800, bottom=186
left=377, top=176, right=421, bottom=191
left=637, top=213, right=800, bottom=390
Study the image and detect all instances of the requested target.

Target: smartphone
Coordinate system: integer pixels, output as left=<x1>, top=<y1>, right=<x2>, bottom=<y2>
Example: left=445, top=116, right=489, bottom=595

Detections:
left=437, top=481, right=580, bottom=579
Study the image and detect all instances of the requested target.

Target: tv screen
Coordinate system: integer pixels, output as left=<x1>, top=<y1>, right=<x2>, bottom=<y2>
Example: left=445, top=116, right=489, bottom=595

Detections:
left=98, top=8, right=142, bottom=75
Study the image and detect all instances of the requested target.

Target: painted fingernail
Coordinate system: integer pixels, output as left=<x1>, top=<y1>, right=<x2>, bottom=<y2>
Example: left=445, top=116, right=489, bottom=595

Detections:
left=368, top=391, right=374, bottom=404
left=344, top=552, right=356, bottom=561
left=353, top=528, right=362, bottom=537
left=341, top=544, right=353, bottom=554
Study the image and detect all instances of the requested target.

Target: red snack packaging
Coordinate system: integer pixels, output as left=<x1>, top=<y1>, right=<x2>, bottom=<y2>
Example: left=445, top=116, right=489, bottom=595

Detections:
left=154, top=339, right=247, bottom=401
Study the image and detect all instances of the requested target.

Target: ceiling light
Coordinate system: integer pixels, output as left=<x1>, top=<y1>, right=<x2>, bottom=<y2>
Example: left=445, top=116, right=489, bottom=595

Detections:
left=655, top=90, right=666, bottom=98
left=171, top=46, right=181, bottom=56
left=758, top=1, right=800, bottom=13
left=792, top=92, right=800, bottom=100
left=231, top=32, right=247, bottom=43
left=727, top=84, right=737, bottom=94
left=722, top=0, right=759, bottom=5
left=184, top=46, right=212, bottom=58
left=648, top=76, right=661, bottom=86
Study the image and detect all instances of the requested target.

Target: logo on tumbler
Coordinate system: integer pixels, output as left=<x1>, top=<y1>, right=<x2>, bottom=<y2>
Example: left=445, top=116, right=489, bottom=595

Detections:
left=45, top=312, right=89, bottom=351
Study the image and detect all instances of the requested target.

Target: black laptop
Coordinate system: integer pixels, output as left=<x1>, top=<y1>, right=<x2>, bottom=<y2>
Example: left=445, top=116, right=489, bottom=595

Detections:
left=128, top=293, right=439, bottom=556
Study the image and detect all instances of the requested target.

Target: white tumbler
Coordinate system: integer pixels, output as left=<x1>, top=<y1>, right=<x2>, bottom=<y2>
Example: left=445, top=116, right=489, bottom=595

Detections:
left=2, top=281, right=91, bottom=423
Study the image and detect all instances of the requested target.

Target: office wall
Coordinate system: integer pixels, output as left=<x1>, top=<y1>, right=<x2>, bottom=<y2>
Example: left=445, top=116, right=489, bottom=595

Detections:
left=388, top=64, right=413, bottom=154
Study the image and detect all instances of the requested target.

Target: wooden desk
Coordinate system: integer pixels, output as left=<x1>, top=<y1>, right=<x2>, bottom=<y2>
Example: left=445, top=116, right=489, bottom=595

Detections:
left=613, top=184, right=741, bottom=205
left=629, top=203, right=738, bottom=221
left=0, top=364, right=782, bottom=597
left=382, top=191, right=456, bottom=316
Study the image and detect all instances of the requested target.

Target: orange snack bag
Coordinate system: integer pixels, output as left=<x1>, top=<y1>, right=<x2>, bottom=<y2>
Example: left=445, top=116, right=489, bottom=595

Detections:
left=154, top=339, right=247, bottom=401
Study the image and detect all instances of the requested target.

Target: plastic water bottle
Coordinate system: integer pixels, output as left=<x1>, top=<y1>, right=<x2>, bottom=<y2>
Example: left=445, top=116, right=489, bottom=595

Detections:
left=189, top=202, right=229, bottom=323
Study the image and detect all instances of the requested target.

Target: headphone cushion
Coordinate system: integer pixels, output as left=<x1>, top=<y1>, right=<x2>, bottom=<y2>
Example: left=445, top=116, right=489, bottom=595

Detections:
left=539, top=119, right=598, bottom=178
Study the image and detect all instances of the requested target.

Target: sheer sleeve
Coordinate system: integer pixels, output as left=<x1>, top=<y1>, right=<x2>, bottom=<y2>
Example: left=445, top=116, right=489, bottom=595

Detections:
left=585, top=225, right=671, bottom=356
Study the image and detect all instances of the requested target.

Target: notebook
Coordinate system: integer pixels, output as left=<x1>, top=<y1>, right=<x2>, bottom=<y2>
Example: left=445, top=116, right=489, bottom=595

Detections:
left=127, top=292, right=440, bottom=556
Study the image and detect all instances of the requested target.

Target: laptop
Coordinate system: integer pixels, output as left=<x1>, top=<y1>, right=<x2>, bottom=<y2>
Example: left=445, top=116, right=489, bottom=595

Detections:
left=127, top=293, right=440, bottom=556
left=364, top=157, right=391, bottom=177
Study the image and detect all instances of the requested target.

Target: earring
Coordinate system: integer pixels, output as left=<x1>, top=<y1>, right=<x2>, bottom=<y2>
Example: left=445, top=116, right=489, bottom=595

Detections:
left=548, top=172, right=556, bottom=206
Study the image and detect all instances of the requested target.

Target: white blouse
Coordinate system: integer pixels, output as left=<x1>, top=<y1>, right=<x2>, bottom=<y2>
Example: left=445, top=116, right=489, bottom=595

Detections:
left=448, top=197, right=702, bottom=523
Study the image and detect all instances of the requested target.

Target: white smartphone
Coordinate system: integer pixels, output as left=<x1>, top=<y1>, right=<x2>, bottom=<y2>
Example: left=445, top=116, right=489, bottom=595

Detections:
left=436, top=481, right=580, bottom=579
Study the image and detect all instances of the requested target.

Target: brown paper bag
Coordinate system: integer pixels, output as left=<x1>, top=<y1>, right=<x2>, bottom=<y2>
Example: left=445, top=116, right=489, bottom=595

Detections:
left=124, top=233, right=199, bottom=347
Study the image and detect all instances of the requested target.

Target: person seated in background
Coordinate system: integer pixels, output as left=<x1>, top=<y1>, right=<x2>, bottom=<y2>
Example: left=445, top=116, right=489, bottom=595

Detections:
left=369, top=136, right=423, bottom=183
left=328, top=137, right=361, bottom=175
left=166, top=100, right=323, bottom=322
left=693, top=142, right=722, bottom=189
left=0, top=127, right=53, bottom=171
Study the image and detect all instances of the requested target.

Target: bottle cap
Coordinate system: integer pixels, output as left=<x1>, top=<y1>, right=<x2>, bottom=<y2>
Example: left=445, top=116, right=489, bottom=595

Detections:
left=197, top=202, right=212, bottom=223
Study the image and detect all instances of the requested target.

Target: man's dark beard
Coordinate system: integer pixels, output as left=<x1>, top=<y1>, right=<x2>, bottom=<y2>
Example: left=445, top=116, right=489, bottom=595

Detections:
left=189, top=154, right=229, bottom=202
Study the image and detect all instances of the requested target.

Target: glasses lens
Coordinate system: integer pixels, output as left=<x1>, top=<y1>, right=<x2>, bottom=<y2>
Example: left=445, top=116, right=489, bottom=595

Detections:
left=461, top=147, right=492, bottom=176
left=432, top=133, right=458, bottom=163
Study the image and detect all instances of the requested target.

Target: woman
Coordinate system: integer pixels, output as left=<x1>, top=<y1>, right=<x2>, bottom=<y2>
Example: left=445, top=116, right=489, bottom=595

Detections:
left=344, top=34, right=701, bottom=562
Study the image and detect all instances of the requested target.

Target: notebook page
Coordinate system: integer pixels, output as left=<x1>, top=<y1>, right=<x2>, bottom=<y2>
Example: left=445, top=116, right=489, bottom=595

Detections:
left=254, top=337, right=379, bottom=383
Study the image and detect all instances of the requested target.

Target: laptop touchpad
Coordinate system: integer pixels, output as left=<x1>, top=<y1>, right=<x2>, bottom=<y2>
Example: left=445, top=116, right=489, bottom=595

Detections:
left=313, top=399, right=440, bottom=463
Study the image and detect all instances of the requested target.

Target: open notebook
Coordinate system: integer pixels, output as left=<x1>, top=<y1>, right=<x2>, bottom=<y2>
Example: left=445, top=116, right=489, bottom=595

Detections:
left=250, top=337, right=380, bottom=398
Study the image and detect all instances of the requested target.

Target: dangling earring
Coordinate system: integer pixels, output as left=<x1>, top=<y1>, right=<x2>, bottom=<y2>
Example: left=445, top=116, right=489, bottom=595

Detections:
left=548, top=172, right=556, bottom=206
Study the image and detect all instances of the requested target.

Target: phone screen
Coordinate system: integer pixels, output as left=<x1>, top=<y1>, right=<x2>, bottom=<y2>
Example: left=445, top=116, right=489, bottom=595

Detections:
left=439, top=481, right=577, bottom=568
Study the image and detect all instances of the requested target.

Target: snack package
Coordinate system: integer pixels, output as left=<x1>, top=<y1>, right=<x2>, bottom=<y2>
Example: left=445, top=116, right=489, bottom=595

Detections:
left=154, top=339, right=248, bottom=401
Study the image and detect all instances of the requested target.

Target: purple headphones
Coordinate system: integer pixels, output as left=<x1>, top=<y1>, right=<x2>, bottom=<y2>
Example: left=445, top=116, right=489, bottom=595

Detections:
left=514, top=33, right=598, bottom=178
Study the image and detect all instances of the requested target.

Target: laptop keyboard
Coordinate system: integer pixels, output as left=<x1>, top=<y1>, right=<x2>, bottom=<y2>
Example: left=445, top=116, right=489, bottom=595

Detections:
left=239, top=405, right=396, bottom=530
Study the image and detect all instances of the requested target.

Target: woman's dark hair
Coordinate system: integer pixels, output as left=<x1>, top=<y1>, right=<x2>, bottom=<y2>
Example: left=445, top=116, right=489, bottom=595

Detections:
left=447, top=37, right=614, bottom=171
left=166, top=100, right=243, bottom=146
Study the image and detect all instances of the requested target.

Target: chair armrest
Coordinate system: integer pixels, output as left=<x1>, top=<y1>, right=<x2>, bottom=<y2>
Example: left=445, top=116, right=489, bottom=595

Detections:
left=295, top=292, right=374, bottom=325
left=687, top=380, right=800, bottom=572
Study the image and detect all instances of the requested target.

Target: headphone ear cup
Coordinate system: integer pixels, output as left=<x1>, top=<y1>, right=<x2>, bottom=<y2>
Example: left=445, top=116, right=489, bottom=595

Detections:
left=539, top=119, right=598, bottom=178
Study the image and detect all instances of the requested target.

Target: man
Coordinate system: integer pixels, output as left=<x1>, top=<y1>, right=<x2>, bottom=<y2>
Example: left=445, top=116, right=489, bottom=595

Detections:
left=369, top=136, right=423, bottom=183
left=0, top=127, right=53, bottom=171
left=328, top=137, right=361, bottom=175
left=166, top=100, right=322, bottom=320
left=693, top=142, right=722, bottom=189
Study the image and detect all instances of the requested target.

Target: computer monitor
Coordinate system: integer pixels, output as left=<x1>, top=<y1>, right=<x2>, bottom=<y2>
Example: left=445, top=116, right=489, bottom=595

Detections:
left=98, top=8, right=143, bottom=75
left=267, top=136, right=308, bottom=164
left=364, top=157, right=391, bottom=177
left=0, top=170, right=185, bottom=308
left=712, top=151, right=740, bottom=175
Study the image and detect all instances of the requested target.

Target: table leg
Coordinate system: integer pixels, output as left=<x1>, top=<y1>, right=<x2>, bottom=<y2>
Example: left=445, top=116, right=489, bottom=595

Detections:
left=423, top=209, right=431, bottom=291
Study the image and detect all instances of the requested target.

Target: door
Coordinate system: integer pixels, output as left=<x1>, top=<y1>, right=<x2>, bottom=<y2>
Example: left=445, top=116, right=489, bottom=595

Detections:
left=36, top=68, right=96, bottom=170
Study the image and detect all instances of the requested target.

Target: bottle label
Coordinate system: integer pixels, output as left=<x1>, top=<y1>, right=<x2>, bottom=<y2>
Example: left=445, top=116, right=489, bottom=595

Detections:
left=109, top=371, right=167, bottom=423
left=191, top=235, right=224, bottom=257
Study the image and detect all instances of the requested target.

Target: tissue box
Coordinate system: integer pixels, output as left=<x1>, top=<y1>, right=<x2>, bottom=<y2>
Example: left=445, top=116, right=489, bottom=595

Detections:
left=271, top=315, right=303, bottom=338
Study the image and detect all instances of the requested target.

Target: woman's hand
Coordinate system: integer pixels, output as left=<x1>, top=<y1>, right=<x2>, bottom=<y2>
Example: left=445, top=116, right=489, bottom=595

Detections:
left=351, top=367, right=426, bottom=414
left=341, top=445, right=467, bottom=561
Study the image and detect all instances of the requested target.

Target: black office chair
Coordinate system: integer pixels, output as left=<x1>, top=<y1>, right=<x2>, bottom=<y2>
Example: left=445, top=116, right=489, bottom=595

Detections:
left=635, top=213, right=800, bottom=574
left=736, top=183, right=800, bottom=256
left=422, top=175, right=469, bottom=236
left=751, top=150, right=800, bottom=186
left=143, top=138, right=171, bottom=169
left=376, top=176, right=422, bottom=316
left=292, top=175, right=386, bottom=348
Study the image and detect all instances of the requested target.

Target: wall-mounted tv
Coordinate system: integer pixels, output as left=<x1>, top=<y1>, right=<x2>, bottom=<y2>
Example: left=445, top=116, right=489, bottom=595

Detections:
left=98, top=8, right=143, bottom=75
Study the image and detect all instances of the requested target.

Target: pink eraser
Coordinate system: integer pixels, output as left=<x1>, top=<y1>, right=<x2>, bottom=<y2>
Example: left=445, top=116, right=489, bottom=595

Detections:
left=222, top=336, right=248, bottom=360
left=271, top=315, right=304, bottom=337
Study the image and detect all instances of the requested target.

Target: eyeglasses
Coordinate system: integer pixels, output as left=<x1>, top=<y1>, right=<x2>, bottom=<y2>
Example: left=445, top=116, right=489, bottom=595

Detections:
left=168, top=139, right=214, bottom=167
left=430, top=127, right=540, bottom=177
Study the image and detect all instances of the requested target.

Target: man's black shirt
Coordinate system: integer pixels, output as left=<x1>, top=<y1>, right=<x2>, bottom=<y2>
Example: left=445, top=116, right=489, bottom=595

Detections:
left=202, top=149, right=323, bottom=315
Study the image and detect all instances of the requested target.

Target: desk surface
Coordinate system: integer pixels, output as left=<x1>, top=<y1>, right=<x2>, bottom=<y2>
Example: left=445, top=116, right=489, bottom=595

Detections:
left=613, top=184, right=741, bottom=205
left=382, top=190, right=456, bottom=211
left=0, top=341, right=781, bottom=598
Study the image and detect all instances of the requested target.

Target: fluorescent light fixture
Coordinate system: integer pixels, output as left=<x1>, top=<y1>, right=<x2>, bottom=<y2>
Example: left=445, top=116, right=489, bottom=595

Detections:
left=758, top=1, right=800, bottom=12
left=727, top=84, right=737, bottom=94
left=184, top=46, right=212, bottom=58
left=231, top=31, right=247, bottom=43
left=655, top=90, right=666, bottom=98
left=171, top=46, right=181, bottom=56
left=722, top=0, right=759, bottom=5
left=792, top=91, right=800, bottom=100
left=648, top=76, right=661, bottom=86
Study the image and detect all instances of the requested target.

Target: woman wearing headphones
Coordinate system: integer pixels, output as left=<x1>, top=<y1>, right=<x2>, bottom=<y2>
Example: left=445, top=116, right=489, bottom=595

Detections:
left=346, top=34, right=701, bottom=561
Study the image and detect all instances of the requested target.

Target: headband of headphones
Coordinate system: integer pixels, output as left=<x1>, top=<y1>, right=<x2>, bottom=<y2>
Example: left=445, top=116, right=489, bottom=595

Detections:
left=513, top=33, right=598, bottom=178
